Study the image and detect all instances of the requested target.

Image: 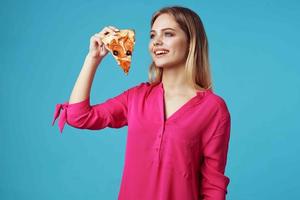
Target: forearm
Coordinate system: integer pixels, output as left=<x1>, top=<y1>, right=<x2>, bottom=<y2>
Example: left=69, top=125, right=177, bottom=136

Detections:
left=69, top=53, right=102, bottom=104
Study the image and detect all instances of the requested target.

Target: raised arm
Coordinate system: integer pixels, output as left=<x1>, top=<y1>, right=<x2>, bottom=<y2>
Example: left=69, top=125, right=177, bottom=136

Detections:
left=69, top=26, right=119, bottom=103
left=52, top=26, right=129, bottom=133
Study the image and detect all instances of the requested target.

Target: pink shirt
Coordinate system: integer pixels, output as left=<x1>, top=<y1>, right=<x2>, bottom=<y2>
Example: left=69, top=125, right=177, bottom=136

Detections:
left=52, top=82, right=231, bottom=200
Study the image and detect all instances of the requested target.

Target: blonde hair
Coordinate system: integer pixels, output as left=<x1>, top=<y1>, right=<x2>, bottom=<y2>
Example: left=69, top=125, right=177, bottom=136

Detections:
left=148, top=6, right=213, bottom=91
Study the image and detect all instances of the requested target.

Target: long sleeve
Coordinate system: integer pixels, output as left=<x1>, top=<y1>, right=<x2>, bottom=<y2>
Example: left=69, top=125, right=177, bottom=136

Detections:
left=200, top=114, right=231, bottom=200
left=52, top=89, right=129, bottom=133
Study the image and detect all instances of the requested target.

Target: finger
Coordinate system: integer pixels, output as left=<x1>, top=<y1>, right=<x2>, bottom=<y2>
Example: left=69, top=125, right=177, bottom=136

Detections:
left=90, top=34, right=100, bottom=49
left=89, top=36, right=98, bottom=50
left=93, top=33, right=103, bottom=46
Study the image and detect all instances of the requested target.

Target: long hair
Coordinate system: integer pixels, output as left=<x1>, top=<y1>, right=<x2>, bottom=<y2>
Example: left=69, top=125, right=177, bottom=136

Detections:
left=148, top=6, right=213, bottom=91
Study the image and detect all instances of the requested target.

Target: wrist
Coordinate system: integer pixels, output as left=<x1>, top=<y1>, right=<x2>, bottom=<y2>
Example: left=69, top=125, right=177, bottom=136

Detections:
left=86, top=53, right=102, bottom=64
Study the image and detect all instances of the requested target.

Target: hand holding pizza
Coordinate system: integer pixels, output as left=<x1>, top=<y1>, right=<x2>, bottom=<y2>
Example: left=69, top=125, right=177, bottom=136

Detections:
left=88, top=25, right=135, bottom=75
left=88, top=26, right=120, bottom=60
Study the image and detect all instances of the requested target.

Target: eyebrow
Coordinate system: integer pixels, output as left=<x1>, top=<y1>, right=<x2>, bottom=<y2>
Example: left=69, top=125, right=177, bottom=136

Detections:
left=150, top=28, right=176, bottom=33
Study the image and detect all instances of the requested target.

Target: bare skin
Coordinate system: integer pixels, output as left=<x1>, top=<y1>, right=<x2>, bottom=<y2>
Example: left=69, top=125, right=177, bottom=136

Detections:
left=68, top=17, right=200, bottom=120
left=68, top=26, right=119, bottom=104
left=148, top=14, right=201, bottom=120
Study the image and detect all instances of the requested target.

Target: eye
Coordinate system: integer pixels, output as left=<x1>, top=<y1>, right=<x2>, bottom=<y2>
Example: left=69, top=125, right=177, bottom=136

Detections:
left=165, top=32, right=173, bottom=36
left=113, top=50, right=118, bottom=56
left=150, top=31, right=173, bottom=39
left=126, top=50, right=132, bottom=56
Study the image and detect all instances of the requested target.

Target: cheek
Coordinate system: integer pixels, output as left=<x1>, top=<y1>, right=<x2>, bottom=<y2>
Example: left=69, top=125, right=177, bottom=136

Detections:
left=173, top=42, right=188, bottom=57
left=170, top=38, right=187, bottom=51
left=171, top=42, right=189, bottom=62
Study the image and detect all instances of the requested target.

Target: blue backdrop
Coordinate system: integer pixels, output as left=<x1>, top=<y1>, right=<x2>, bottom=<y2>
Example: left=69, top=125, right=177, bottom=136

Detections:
left=1, top=0, right=299, bottom=199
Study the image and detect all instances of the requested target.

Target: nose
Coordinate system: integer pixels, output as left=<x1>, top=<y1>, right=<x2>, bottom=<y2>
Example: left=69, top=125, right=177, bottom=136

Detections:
left=153, top=36, right=163, bottom=47
left=153, top=41, right=162, bottom=47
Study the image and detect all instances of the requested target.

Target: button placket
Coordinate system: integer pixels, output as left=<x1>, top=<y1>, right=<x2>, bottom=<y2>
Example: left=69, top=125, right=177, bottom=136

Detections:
left=154, top=123, right=165, bottom=163
left=154, top=83, right=167, bottom=164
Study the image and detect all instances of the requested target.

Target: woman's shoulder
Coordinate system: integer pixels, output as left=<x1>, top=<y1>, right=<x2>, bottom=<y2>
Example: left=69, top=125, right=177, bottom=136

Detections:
left=125, top=81, right=161, bottom=100
left=124, top=81, right=152, bottom=96
left=206, top=90, right=231, bottom=120
left=127, top=81, right=151, bottom=92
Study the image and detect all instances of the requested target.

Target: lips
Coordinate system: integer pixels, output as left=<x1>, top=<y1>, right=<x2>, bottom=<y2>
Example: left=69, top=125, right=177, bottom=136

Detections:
left=153, top=48, right=169, bottom=57
left=154, top=48, right=169, bottom=53
left=155, top=53, right=168, bottom=58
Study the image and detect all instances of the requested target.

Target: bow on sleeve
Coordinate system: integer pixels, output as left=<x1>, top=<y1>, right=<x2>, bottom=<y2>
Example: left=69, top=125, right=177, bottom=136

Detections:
left=52, top=102, right=69, bottom=133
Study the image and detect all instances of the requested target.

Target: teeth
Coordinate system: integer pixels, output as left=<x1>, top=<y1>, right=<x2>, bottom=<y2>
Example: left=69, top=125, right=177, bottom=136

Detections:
left=155, top=50, right=168, bottom=55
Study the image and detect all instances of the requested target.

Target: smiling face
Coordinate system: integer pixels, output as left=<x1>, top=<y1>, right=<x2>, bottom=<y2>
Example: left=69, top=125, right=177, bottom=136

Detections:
left=148, top=13, right=189, bottom=68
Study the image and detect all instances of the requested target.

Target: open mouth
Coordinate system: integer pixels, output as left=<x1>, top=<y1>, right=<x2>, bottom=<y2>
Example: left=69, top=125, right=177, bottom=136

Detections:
left=154, top=50, right=169, bottom=57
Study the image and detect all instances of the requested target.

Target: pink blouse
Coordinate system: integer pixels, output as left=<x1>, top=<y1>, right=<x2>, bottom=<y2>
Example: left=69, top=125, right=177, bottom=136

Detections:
left=52, top=82, right=231, bottom=200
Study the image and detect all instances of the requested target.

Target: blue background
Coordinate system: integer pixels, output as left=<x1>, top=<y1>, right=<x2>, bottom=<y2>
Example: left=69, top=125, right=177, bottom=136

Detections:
left=1, top=0, right=299, bottom=199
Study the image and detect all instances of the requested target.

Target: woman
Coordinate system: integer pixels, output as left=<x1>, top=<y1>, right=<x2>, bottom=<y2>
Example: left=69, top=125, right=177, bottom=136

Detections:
left=52, top=6, right=231, bottom=200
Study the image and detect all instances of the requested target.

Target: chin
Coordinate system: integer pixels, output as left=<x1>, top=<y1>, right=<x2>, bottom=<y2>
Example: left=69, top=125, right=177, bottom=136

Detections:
left=154, top=62, right=169, bottom=68
left=154, top=61, right=178, bottom=68
left=153, top=58, right=173, bottom=68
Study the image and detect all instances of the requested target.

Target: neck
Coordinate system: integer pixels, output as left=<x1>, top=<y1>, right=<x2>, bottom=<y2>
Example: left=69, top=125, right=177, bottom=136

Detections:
left=161, top=64, right=193, bottom=94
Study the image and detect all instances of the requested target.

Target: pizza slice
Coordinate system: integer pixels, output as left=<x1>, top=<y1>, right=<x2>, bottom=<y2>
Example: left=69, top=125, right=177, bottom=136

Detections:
left=101, top=29, right=135, bottom=75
